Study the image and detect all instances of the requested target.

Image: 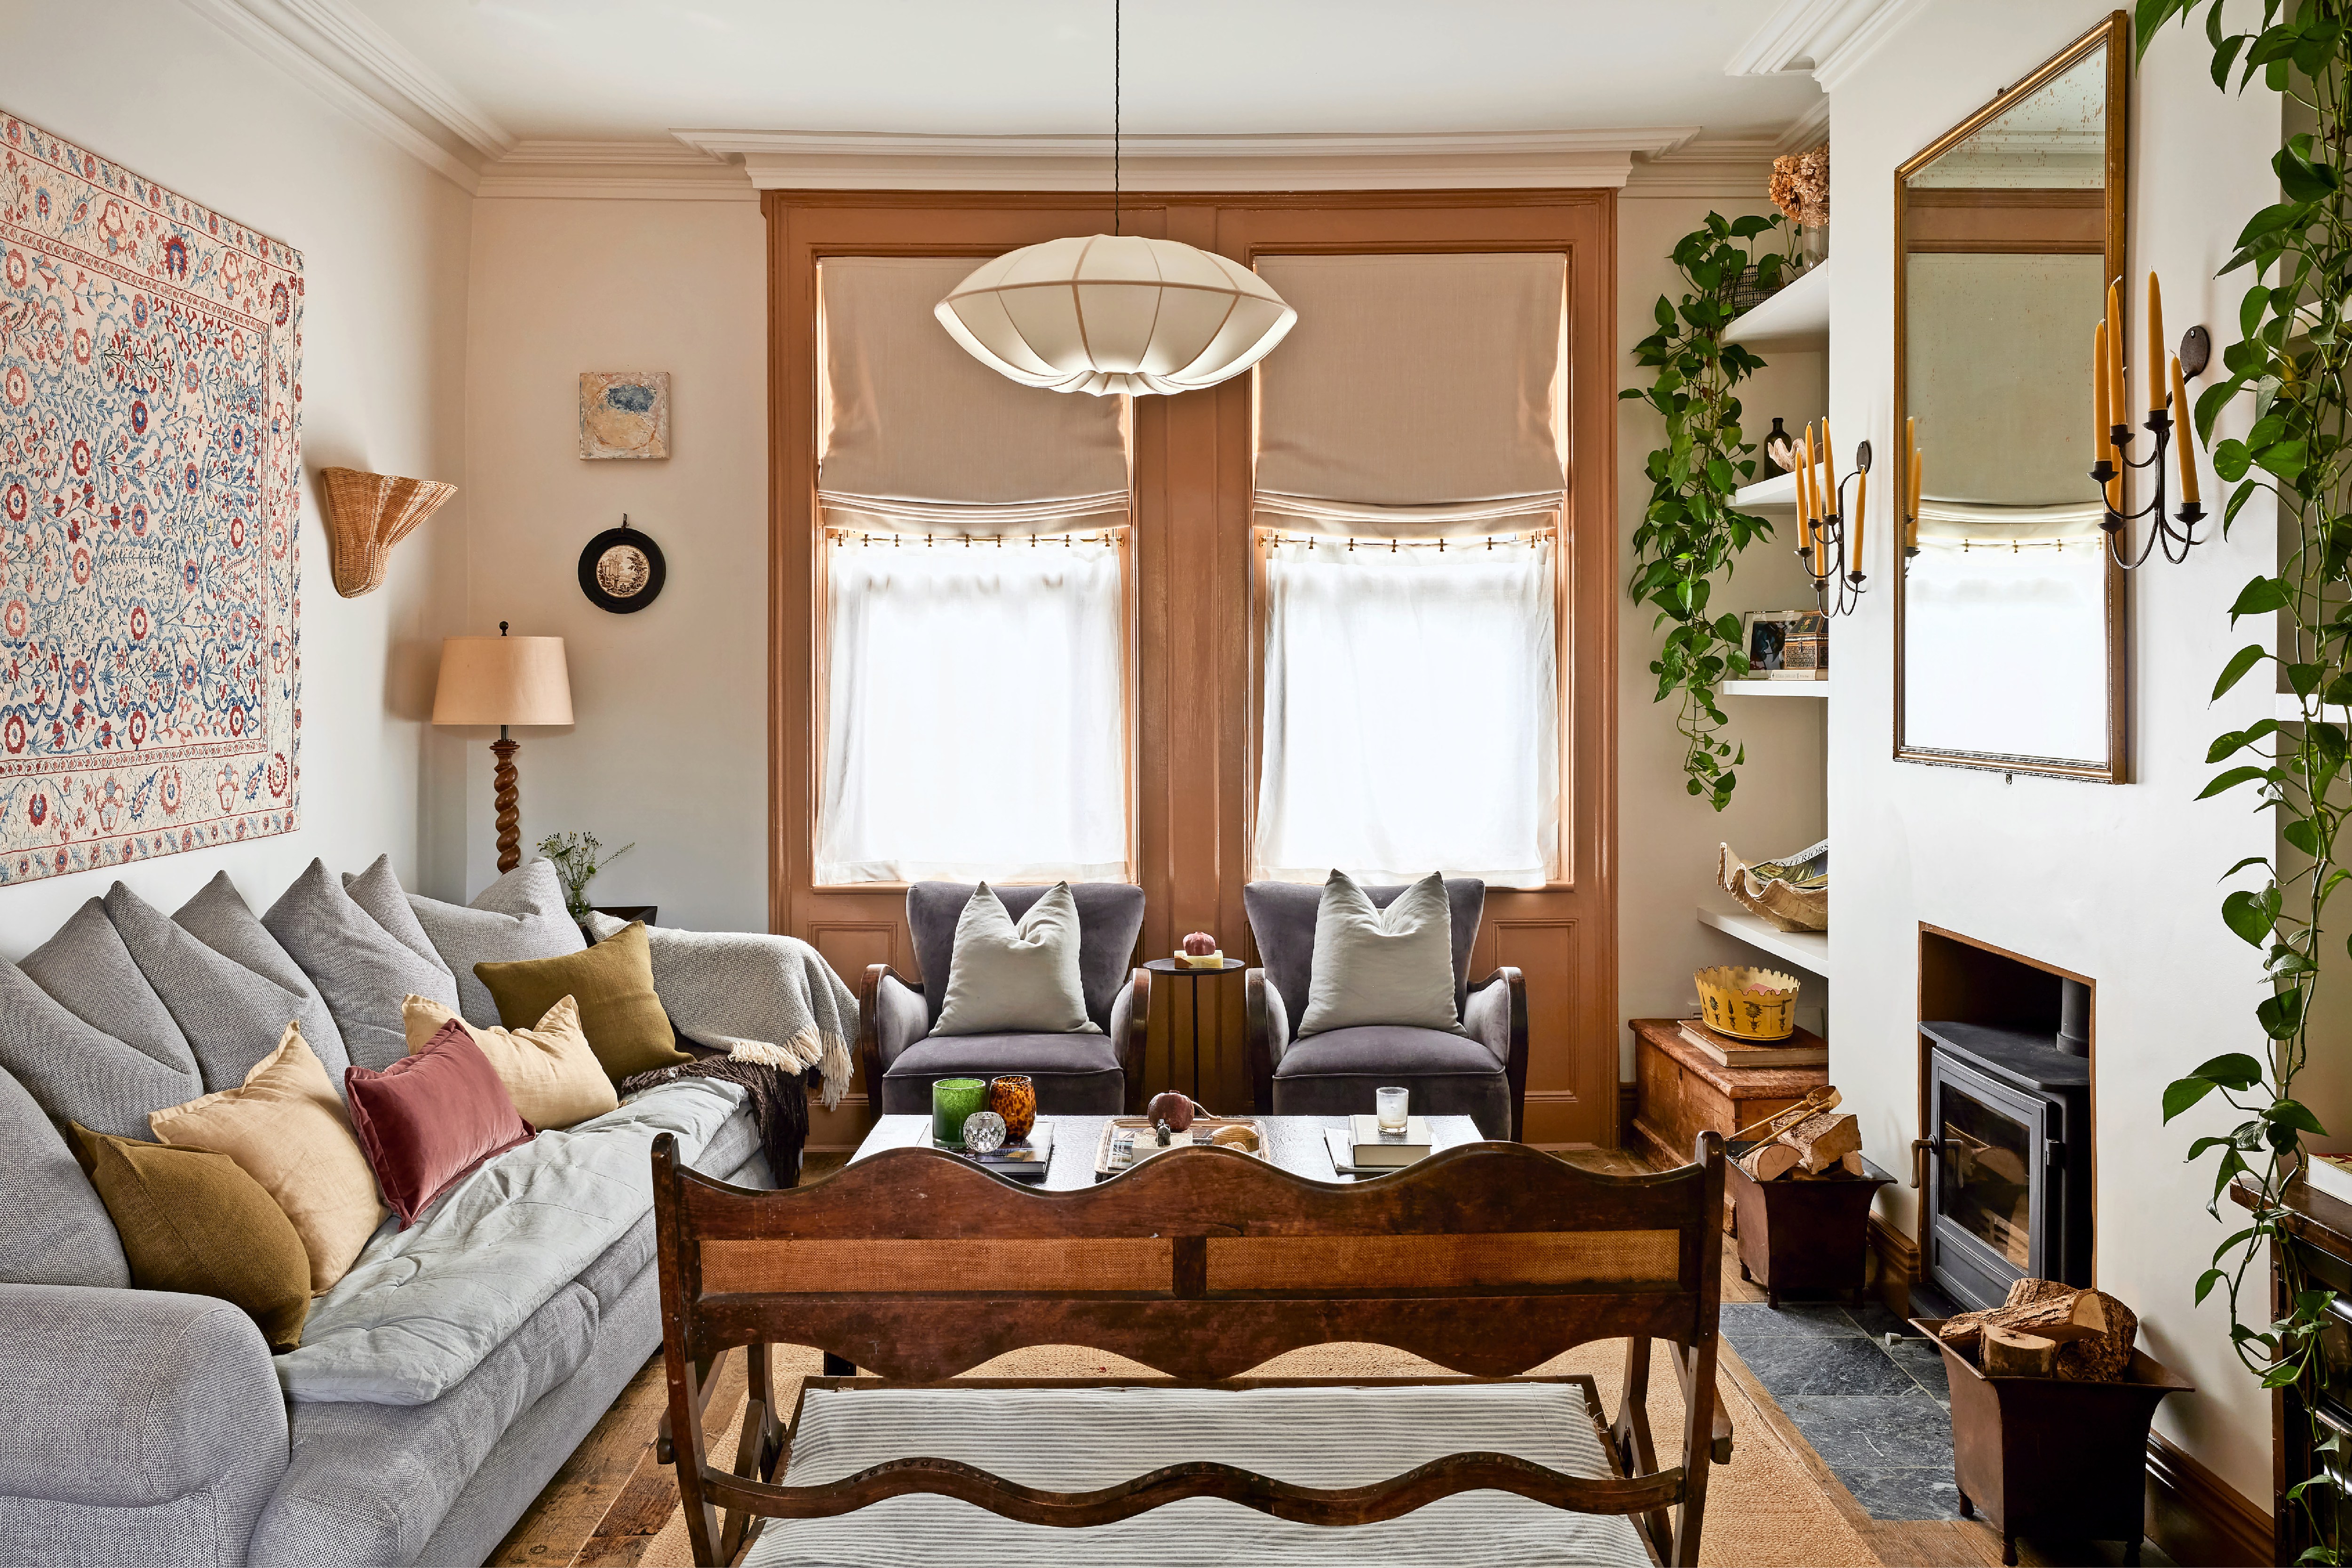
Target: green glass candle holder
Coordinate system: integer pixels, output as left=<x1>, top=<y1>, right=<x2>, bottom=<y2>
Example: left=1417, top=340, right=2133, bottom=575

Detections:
left=931, top=1078, right=987, bottom=1147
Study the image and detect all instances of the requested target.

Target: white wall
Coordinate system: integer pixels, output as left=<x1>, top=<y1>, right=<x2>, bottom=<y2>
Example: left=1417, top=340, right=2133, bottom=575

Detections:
left=460, top=194, right=768, bottom=928
left=1829, top=0, right=2279, bottom=1502
left=0, top=0, right=471, bottom=956
left=1616, top=192, right=1831, bottom=1065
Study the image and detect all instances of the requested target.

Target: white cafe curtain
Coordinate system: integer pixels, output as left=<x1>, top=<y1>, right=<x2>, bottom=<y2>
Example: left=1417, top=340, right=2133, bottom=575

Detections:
left=1251, top=537, right=1559, bottom=888
left=816, top=536, right=1129, bottom=886
left=817, top=255, right=1129, bottom=534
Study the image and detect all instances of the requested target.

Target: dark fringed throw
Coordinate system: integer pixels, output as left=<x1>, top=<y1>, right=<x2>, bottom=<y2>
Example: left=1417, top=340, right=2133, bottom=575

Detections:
left=620, top=1035, right=809, bottom=1187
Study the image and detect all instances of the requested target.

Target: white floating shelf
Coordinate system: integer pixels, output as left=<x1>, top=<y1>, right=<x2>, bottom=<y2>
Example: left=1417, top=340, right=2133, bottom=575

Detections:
left=1723, top=678, right=1828, bottom=697
left=2277, top=695, right=2352, bottom=724
left=1732, top=470, right=1799, bottom=510
left=1698, top=906, right=1831, bottom=979
left=1723, top=258, right=1831, bottom=350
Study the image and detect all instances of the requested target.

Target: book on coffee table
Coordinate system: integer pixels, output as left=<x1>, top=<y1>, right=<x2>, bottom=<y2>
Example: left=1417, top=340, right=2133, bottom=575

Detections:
left=1677, top=1019, right=1828, bottom=1069
left=961, top=1124, right=1053, bottom=1182
left=1346, top=1114, right=1432, bottom=1168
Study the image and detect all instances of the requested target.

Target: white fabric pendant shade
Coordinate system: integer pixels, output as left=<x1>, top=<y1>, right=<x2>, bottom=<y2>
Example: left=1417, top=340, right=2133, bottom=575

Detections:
left=936, top=234, right=1298, bottom=397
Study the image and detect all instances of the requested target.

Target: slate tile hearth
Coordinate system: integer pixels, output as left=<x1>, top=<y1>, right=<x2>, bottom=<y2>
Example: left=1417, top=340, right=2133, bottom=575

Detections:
left=1722, top=1298, right=1964, bottom=1520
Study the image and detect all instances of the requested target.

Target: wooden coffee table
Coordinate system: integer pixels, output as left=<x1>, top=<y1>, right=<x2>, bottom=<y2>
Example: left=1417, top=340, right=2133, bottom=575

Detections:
left=850, top=1113, right=1490, bottom=1190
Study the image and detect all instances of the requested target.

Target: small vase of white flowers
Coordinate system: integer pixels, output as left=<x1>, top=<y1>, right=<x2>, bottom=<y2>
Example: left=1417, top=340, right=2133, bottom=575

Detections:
left=536, top=830, right=633, bottom=924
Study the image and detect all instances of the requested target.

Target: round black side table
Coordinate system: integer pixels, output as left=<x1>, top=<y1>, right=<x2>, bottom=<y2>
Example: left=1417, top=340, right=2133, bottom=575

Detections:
left=1142, top=957, right=1248, bottom=1100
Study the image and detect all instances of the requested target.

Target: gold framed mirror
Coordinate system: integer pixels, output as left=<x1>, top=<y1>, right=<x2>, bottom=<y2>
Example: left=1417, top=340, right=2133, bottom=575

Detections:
left=1894, top=13, right=2127, bottom=782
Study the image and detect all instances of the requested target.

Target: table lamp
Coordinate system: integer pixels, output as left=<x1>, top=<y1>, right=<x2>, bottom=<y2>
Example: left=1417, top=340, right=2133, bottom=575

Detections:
left=432, top=623, right=573, bottom=873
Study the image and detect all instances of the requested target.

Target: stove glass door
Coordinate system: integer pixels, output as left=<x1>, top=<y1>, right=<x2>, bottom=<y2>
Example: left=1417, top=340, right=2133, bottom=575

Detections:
left=1939, top=1086, right=2036, bottom=1269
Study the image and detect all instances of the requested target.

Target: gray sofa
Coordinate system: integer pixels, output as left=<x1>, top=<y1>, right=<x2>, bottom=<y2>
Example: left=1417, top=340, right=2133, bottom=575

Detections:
left=1241, top=878, right=1528, bottom=1140
left=857, top=881, right=1150, bottom=1117
left=0, top=857, right=800, bottom=1567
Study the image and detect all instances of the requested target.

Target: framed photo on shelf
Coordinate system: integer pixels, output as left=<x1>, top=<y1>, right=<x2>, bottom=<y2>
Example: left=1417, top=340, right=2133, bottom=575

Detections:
left=1741, top=609, right=1828, bottom=679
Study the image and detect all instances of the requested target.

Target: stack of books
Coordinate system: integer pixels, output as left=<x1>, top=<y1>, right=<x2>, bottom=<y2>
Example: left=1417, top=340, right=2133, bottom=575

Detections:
left=961, top=1124, right=1053, bottom=1183
left=1325, top=1114, right=1433, bottom=1177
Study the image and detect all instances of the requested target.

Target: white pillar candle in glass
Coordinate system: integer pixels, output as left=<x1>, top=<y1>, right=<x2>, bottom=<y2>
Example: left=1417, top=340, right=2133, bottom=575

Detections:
left=1376, top=1086, right=1410, bottom=1132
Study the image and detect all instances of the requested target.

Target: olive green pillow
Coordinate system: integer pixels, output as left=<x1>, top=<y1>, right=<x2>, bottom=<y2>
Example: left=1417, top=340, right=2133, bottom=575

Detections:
left=473, top=922, right=687, bottom=1082
left=67, top=1122, right=311, bottom=1351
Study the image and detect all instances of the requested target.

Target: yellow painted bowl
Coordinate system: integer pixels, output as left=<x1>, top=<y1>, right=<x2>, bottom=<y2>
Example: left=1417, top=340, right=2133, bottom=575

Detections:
left=1695, top=965, right=1802, bottom=1041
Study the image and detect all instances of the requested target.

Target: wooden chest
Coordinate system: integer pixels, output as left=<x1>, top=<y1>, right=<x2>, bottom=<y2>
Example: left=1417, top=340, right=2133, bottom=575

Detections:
left=1631, top=1018, right=1828, bottom=1227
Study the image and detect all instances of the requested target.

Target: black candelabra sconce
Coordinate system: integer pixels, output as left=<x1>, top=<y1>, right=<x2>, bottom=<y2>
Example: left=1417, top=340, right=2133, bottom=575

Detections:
left=2092, top=274, right=2209, bottom=570
left=1794, top=429, right=1871, bottom=619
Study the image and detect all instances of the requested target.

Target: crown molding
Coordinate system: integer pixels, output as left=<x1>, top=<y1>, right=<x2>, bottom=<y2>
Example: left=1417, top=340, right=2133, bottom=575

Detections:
left=1776, top=97, right=1832, bottom=154
left=178, top=0, right=510, bottom=190
left=669, top=127, right=1706, bottom=192
left=476, top=139, right=754, bottom=201
left=1626, top=135, right=1778, bottom=197
left=1726, top=0, right=1930, bottom=93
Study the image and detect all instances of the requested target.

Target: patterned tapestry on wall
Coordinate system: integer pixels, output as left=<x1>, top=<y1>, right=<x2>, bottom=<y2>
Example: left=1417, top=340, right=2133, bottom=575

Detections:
left=0, top=112, right=303, bottom=885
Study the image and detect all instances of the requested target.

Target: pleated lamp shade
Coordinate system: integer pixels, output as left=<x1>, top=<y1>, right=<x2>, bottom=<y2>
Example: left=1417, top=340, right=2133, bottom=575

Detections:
left=935, top=235, right=1298, bottom=397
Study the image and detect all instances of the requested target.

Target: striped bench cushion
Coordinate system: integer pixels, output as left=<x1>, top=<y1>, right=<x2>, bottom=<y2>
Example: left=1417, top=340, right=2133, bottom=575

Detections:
left=742, top=1381, right=1654, bottom=1567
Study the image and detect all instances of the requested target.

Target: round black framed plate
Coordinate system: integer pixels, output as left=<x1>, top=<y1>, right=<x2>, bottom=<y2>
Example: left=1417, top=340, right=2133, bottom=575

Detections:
left=578, top=524, right=666, bottom=613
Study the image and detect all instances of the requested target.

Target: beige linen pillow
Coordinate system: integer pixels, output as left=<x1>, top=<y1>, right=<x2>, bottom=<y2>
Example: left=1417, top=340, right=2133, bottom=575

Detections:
left=1297, top=870, right=1465, bottom=1038
left=148, top=1023, right=388, bottom=1294
left=401, top=993, right=618, bottom=1130
left=932, top=882, right=1098, bottom=1036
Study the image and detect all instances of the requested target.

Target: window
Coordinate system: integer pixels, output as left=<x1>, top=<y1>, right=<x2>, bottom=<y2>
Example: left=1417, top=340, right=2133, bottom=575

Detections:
left=1249, top=253, right=1569, bottom=888
left=812, top=256, right=1132, bottom=884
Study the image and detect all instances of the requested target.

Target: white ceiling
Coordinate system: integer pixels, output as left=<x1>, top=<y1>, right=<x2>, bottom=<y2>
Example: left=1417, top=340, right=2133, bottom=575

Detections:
left=338, top=0, right=1826, bottom=147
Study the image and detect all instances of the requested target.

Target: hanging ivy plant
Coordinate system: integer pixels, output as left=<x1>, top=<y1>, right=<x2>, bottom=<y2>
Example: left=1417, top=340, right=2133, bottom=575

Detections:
left=1623, top=212, right=1791, bottom=811
left=2139, top=0, right=2352, bottom=1558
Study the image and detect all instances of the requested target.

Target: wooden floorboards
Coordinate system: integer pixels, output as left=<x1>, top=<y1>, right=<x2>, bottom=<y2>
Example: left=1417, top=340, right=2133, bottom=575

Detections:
left=490, top=1146, right=2171, bottom=1568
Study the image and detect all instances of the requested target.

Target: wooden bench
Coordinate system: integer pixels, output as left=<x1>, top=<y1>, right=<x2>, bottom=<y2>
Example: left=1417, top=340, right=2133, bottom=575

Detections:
left=652, top=1130, right=1730, bottom=1566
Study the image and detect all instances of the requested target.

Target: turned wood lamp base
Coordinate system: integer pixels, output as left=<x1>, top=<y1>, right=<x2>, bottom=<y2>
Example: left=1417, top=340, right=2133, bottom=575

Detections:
left=491, top=731, right=522, bottom=874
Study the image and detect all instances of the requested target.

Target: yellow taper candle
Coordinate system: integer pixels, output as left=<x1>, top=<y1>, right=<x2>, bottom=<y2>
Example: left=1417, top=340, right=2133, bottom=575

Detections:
left=2093, top=320, right=2111, bottom=469
left=2146, top=271, right=2166, bottom=414
left=1797, top=427, right=1818, bottom=563
left=1851, top=465, right=1867, bottom=572
left=1821, top=420, right=1837, bottom=515
left=1908, top=446, right=1923, bottom=548
left=2106, top=276, right=2125, bottom=423
left=2172, top=353, right=2200, bottom=505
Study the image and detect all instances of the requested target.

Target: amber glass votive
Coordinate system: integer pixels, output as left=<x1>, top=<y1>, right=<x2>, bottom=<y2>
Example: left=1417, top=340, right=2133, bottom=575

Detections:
left=988, top=1075, right=1037, bottom=1142
left=931, top=1078, right=987, bottom=1147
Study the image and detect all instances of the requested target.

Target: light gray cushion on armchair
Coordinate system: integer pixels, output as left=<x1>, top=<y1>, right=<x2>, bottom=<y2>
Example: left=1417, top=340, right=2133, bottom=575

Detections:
left=871, top=882, right=1149, bottom=1116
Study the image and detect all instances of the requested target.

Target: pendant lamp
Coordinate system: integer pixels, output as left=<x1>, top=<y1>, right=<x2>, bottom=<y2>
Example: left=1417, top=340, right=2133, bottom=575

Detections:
left=933, top=2, right=1295, bottom=396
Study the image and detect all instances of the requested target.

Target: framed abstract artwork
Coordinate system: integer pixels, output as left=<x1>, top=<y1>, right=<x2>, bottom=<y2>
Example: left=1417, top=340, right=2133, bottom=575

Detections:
left=0, top=111, right=303, bottom=885
left=578, top=371, right=669, bottom=459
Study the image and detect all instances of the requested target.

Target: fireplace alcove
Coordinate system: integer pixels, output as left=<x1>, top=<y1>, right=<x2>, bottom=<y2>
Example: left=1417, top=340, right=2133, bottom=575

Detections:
left=1915, top=925, right=2097, bottom=1313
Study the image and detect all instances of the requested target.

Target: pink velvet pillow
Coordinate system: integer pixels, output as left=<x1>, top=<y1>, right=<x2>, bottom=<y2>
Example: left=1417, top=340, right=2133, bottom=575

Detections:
left=345, top=1019, right=534, bottom=1226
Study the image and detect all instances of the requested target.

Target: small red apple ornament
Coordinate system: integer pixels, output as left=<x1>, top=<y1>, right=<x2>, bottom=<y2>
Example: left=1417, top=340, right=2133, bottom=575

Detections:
left=1182, top=931, right=1217, bottom=956
left=1147, top=1091, right=1197, bottom=1132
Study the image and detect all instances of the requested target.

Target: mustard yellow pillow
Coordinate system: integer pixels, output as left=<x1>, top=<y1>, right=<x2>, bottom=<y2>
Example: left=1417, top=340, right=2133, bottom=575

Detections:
left=401, top=993, right=618, bottom=1130
left=148, top=1024, right=387, bottom=1294
left=68, top=1123, right=312, bottom=1351
left=474, top=922, right=687, bottom=1081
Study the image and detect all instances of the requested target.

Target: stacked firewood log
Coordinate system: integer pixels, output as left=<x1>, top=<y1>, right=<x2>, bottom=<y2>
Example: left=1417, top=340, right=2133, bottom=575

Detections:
left=1934, top=1277, right=2137, bottom=1381
left=1732, top=1087, right=1865, bottom=1181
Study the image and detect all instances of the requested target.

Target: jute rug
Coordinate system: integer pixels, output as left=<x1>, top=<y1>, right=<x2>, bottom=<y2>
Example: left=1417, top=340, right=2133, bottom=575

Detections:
left=637, top=1338, right=1877, bottom=1568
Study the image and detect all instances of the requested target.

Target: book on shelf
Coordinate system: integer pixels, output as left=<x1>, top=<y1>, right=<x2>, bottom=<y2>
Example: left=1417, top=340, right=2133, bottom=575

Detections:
left=2304, top=1151, right=2352, bottom=1208
left=963, top=1124, right=1053, bottom=1182
left=1677, top=1019, right=1828, bottom=1070
left=1346, top=1114, right=1432, bottom=1167
left=1760, top=669, right=1827, bottom=681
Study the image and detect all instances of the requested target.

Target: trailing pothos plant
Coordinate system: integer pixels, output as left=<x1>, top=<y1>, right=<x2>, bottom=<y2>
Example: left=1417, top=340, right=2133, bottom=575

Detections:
left=1623, top=212, right=1790, bottom=810
left=2139, top=0, right=2352, bottom=1556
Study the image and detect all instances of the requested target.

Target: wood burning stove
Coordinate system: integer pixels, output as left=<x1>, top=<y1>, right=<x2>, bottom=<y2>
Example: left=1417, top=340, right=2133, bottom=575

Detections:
left=1920, top=1019, right=2092, bottom=1312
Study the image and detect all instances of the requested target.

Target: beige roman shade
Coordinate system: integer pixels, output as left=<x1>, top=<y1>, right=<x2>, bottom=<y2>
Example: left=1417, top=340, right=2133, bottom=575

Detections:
left=818, top=256, right=1128, bottom=533
left=1252, top=253, right=1567, bottom=535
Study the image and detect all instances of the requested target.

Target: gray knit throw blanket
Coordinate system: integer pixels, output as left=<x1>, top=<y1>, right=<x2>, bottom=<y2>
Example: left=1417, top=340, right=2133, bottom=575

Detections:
left=586, top=915, right=857, bottom=1108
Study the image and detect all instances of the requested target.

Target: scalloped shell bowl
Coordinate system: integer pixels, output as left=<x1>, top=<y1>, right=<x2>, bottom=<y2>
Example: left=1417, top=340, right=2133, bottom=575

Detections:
left=1696, top=964, right=1802, bottom=1041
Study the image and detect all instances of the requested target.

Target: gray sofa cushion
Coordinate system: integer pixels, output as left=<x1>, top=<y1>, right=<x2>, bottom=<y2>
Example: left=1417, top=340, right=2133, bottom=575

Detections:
left=341, top=854, right=447, bottom=970
left=104, top=883, right=317, bottom=1092
left=249, top=1281, right=600, bottom=1568
left=22, top=898, right=194, bottom=1072
left=879, top=1032, right=1125, bottom=1116
left=0, top=954, right=201, bottom=1140
left=174, top=872, right=350, bottom=1082
left=1244, top=878, right=1486, bottom=1027
left=264, top=860, right=461, bottom=1071
left=1270, top=1023, right=1511, bottom=1136
left=907, top=880, right=1143, bottom=1033
left=401, top=858, right=585, bottom=1029
left=0, top=1066, right=127, bottom=1287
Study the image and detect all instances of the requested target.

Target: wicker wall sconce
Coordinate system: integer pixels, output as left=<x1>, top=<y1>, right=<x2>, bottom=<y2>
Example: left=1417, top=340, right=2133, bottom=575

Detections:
left=317, top=467, right=456, bottom=597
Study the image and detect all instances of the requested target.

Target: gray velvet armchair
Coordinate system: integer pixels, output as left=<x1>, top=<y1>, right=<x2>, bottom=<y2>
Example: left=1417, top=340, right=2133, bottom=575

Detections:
left=858, top=881, right=1152, bottom=1118
left=1241, top=878, right=1529, bottom=1141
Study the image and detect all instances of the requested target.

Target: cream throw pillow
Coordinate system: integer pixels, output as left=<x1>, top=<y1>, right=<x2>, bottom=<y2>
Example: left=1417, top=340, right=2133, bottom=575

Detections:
left=932, top=882, right=1099, bottom=1036
left=148, top=1024, right=388, bottom=1294
left=401, top=993, right=617, bottom=1130
left=1297, top=870, right=1465, bottom=1038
